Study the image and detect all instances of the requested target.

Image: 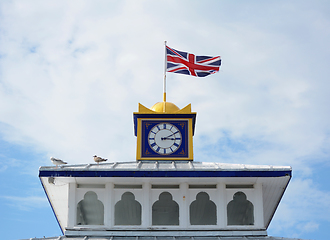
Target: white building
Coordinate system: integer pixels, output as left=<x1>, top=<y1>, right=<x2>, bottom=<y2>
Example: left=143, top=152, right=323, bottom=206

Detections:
left=25, top=102, right=305, bottom=240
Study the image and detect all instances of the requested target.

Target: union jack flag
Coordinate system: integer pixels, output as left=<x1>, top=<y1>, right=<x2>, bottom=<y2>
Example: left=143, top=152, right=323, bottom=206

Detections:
left=166, top=46, right=221, bottom=77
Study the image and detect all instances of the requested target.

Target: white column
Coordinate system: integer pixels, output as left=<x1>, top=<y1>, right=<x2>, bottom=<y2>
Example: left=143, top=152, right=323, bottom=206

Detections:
left=142, top=181, right=151, bottom=227
left=106, top=182, right=114, bottom=227
left=180, top=182, right=189, bottom=227
left=217, top=182, right=226, bottom=227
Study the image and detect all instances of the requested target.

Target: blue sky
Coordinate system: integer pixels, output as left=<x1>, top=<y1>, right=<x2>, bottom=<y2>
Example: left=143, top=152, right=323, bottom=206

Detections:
left=0, top=1, right=330, bottom=239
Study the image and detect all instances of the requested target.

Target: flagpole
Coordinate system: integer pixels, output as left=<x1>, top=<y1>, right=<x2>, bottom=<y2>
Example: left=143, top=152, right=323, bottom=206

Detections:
left=163, top=41, right=167, bottom=103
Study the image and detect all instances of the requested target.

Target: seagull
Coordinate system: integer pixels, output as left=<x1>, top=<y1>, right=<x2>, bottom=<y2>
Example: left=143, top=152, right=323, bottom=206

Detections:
left=93, top=155, right=108, bottom=164
left=50, top=157, right=67, bottom=168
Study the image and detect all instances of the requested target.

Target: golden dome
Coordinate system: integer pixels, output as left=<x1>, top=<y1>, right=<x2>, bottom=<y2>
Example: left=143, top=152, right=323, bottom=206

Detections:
left=150, top=102, right=180, bottom=113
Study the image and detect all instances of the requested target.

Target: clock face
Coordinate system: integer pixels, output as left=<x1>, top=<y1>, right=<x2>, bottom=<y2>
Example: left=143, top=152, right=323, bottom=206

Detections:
left=140, top=119, right=189, bottom=159
left=148, top=123, right=182, bottom=155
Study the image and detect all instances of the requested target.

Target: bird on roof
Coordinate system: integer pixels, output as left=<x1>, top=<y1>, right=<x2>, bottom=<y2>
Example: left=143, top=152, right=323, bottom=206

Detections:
left=93, top=155, right=108, bottom=164
left=50, top=157, right=67, bottom=168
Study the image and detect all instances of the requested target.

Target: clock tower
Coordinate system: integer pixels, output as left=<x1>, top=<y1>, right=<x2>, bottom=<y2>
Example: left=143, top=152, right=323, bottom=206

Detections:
left=27, top=43, right=298, bottom=240
left=35, top=99, right=293, bottom=240
left=133, top=101, right=196, bottom=161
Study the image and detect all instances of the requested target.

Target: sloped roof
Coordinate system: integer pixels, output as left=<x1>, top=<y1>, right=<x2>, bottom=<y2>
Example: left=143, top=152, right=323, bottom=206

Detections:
left=39, top=161, right=292, bottom=178
left=22, top=235, right=308, bottom=240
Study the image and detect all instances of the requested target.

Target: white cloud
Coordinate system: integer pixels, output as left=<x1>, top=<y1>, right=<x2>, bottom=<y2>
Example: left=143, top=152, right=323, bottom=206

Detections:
left=269, top=177, right=330, bottom=237
left=2, top=195, right=48, bottom=211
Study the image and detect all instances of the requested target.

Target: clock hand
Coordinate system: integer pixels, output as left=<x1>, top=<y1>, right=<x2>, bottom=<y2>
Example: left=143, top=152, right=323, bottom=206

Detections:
left=163, top=131, right=179, bottom=139
left=161, top=137, right=182, bottom=141
left=161, top=137, right=176, bottom=140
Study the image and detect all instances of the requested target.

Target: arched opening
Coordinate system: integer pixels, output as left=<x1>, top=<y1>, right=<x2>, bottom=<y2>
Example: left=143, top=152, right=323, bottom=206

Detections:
left=76, top=191, right=104, bottom=225
left=190, top=192, right=217, bottom=225
left=152, top=192, right=179, bottom=225
left=227, top=191, right=254, bottom=225
left=114, top=192, right=142, bottom=225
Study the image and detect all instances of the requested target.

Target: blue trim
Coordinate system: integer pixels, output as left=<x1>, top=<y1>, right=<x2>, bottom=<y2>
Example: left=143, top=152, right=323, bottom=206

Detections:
left=133, top=113, right=197, bottom=136
left=39, top=170, right=291, bottom=178
left=39, top=178, right=64, bottom=235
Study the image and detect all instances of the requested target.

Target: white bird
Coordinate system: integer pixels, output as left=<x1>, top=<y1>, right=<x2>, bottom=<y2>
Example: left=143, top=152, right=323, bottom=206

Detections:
left=50, top=157, right=67, bottom=168
left=93, top=155, right=108, bottom=164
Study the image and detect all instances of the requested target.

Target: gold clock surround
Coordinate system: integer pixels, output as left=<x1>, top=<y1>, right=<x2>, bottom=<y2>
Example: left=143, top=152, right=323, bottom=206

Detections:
left=133, top=102, right=196, bottom=161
